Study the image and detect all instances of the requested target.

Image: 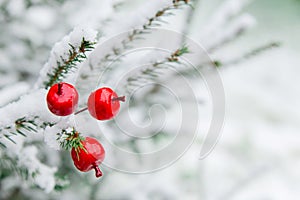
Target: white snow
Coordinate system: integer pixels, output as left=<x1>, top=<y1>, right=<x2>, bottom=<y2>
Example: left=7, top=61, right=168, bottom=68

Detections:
left=18, top=146, right=57, bottom=193
left=0, top=82, right=30, bottom=107
left=44, top=116, right=76, bottom=150
left=34, top=27, right=98, bottom=88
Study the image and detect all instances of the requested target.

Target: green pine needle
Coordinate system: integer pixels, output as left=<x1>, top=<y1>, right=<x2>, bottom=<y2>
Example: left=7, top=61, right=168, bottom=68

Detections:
left=79, top=0, right=192, bottom=81
left=220, top=42, right=281, bottom=66
left=43, top=37, right=96, bottom=89
left=168, top=45, right=189, bottom=62
left=126, top=45, right=190, bottom=94
left=0, top=117, right=55, bottom=147
left=58, top=128, right=86, bottom=153
left=54, top=174, right=70, bottom=191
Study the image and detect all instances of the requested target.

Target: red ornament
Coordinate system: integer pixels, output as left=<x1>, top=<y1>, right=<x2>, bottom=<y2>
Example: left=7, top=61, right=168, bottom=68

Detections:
left=46, top=82, right=79, bottom=116
left=87, top=87, right=125, bottom=120
left=71, top=137, right=105, bottom=178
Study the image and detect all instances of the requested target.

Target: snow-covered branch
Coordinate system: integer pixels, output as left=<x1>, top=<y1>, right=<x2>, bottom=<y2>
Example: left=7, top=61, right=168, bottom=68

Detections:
left=35, top=27, right=97, bottom=89
left=77, top=0, right=192, bottom=92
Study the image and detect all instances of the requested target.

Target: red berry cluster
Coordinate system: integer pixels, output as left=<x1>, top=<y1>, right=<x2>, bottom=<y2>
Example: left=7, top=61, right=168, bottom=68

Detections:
left=46, top=82, right=124, bottom=119
left=46, top=82, right=125, bottom=178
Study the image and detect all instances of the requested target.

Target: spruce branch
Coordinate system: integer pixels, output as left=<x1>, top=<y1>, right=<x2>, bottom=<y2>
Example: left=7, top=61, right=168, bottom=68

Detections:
left=146, top=0, right=190, bottom=28
left=110, top=1, right=191, bottom=58
left=174, top=42, right=280, bottom=77
left=168, top=45, right=189, bottom=62
left=54, top=174, right=70, bottom=191
left=0, top=155, right=30, bottom=180
left=213, top=42, right=280, bottom=67
left=0, top=145, right=59, bottom=192
left=44, top=37, right=96, bottom=89
left=0, top=116, right=55, bottom=148
left=78, top=0, right=192, bottom=88
left=125, top=45, right=190, bottom=95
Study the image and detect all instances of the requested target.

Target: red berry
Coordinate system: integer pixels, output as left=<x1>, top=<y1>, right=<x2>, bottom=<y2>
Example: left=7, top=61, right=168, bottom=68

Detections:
left=71, top=137, right=105, bottom=178
left=87, top=87, right=125, bottom=120
left=46, top=82, right=79, bottom=116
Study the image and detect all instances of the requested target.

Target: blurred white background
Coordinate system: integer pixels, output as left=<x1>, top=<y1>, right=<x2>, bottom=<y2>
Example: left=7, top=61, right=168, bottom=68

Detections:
left=192, top=0, right=300, bottom=199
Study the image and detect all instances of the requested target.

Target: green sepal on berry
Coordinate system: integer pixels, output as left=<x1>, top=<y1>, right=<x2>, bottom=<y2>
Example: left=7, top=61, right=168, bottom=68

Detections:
left=58, top=128, right=86, bottom=154
left=70, top=137, right=106, bottom=178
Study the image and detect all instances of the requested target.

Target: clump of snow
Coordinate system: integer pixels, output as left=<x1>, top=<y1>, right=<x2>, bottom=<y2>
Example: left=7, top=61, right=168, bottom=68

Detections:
left=0, top=82, right=30, bottom=107
left=44, top=116, right=76, bottom=150
left=44, top=126, right=61, bottom=151
left=0, top=88, right=60, bottom=159
left=0, top=89, right=58, bottom=128
left=69, top=26, right=98, bottom=49
left=18, top=146, right=57, bottom=193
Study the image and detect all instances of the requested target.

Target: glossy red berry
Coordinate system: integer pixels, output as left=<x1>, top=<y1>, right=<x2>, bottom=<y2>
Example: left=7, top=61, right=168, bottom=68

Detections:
left=87, top=87, right=125, bottom=120
left=71, top=137, right=105, bottom=178
left=46, top=82, right=79, bottom=116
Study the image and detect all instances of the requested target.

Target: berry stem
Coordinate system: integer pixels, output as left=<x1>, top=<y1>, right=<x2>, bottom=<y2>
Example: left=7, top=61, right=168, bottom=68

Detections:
left=57, top=83, right=62, bottom=95
left=74, top=107, right=88, bottom=115
left=93, top=165, right=103, bottom=178
left=112, top=96, right=126, bottom=102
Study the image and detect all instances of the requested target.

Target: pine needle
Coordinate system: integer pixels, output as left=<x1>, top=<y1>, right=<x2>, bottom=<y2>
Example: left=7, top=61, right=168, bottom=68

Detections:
left=43, top=38, right=96, bottom=89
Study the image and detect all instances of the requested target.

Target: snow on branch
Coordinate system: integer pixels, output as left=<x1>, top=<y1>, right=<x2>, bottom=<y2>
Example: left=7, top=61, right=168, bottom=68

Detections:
left=214, top=42, right=280, bottom=66
left=18, top=146, right=57, bottom=193
left=77, top=0, right=192, bottom=91
left=105, top=0, right=190, bottom=36
left=124, top=46, right=189, bottom=95
left=0, top=82, right=30, bottom=107
left=35, top=27, right=97, bottom=89
left=0, top=85, right=78, bottom=192
left=171, top=42, right=280, bottom=77
left=0, top=28, right=98, bottom=147
left=0, top=89, right=57, bottom=148
left=0, top=88, right=64, bottom=192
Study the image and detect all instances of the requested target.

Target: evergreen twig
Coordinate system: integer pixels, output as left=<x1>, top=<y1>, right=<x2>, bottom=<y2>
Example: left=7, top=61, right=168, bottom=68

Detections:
left=112, top=0, right=191, bottom=58
left=44, top=38, right=96, bottom=89
left=0, top=117, right=55, bottom=148
left=79, top=0, right=192, bottom=87
left=125, top=45, right=190, bottom=95
left=0, top=155, right=30, bottom=180
left=173, top=42, right=280, bottom=77
left=219, top=42, right=280, bottom=66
